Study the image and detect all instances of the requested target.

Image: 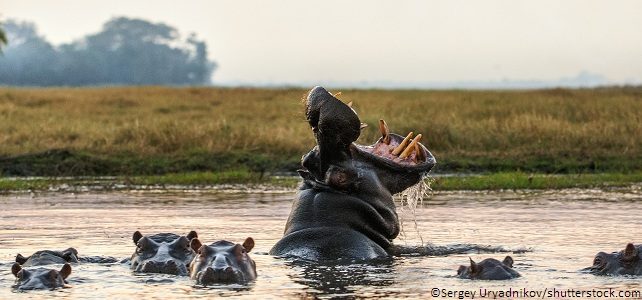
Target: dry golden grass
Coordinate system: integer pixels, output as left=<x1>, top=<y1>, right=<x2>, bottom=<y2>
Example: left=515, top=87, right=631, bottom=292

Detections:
left=1, top=86, right=641, bottom=172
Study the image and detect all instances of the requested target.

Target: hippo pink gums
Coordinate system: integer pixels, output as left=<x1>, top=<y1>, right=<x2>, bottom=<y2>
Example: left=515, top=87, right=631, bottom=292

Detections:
left=269, top=86, right=436, bottom=261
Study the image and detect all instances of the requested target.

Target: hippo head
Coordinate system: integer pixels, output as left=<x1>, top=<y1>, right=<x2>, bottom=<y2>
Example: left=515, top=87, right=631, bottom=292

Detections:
left=300, top=86, right=435, bottom=196
left=189, top=237, right=257, bottom=285
left=130, top=230, right=198, bottom=275
left=16, top=248, right=79, bottom=267
left=457, top=256, right=520, bottom=280
left=589, top=243, right=642, bottom=275
left=11, top=263, right=71, bottom=290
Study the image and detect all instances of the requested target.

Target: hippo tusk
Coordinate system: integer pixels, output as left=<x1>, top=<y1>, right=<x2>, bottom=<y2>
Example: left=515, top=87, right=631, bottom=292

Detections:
left=414, top=140, right=424, bottom=162
left=360, top=123, right=368, bottom=130
left=346, top=101, right=352, bottom=107
left=391, top=132, right=413, bottom=156
left=379, top=119, right=390, bottom=144
left=400, top=134, right=422, bottom=159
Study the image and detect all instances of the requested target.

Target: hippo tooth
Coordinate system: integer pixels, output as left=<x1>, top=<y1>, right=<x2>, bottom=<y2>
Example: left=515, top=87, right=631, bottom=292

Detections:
left=400, top=134, right=422, bottom=159
left=378, top=119, right=390, bottom=144
left=360, top=123, right=368, bottom=130
left=414, top=142, right=424, bottom=162
left=391, top=132, right=414, bottom=156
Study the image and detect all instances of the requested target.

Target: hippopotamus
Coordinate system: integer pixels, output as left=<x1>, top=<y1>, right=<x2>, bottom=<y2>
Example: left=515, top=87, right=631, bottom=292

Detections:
left=15, top=248, right=79, bottom=266
left=189, top=237, right=257, bottom=285
left=11, top=263, right=72, bottom=290
left=587, top=243, right=642, bottom=275
left=269, top=86, right=435, bottom=261
left=130, top=230, right=198, bottom=275
left=457, top=256, right=521, bottom=280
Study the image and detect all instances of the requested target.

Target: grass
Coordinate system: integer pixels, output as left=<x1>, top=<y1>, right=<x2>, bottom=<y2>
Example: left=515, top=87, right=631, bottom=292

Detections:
left=1, top=86, right=641, bottom=177
left=1, top=172, right=640, bottom=192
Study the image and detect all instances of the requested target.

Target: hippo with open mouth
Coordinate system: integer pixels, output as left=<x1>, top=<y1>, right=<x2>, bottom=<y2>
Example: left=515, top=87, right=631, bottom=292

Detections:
left=457, top=256, right=521, bottom=280
left=11, top=263, right=72, bottom=290
left=130, top=230, right=198, bottom=275
left=189, top=237, right=257, bottom=285
left=15, top=248, right=79, bottom=266
left=587, top=243, right=642, bottom=275
left=269, top=86, right=435, bottom=261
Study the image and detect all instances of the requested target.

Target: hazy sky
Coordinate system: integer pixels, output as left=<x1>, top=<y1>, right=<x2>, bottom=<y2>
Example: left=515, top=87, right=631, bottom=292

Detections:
left=2, top=0, right=642, bottom=87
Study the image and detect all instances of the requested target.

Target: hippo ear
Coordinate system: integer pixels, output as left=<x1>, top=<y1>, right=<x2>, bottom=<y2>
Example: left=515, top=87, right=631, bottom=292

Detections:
left=624, top=243, right=638, bottom=259
left=190, top=238, right=203, bottom=253
left=242, top=237, right=255, bottom=253
left=15, top=253, right=28, bottom=265
left=305, top=86, right=361, bottom=174
left=469, top=258, right=480, bottom=274
left=11, top=263, right=22, bottom=277
left=62, top=248, right=78, bottom=261
left=133, top=231, right=144, bottom=245
left=503, top=256, right=514, bottom=268
left=60, top=263, right=72, bottom=279
left=186, top=231, right=198, bottom=240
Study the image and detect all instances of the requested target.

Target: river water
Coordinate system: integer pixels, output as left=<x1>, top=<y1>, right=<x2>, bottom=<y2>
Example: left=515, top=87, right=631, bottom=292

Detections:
left=1, top=187, right=641, bottom=299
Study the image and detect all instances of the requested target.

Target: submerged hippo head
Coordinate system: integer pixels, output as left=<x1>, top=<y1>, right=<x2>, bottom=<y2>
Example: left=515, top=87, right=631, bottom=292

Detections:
left=11, top=263, right=72, bottom=290
left=588, top=243, right=642, bottom=275
left=457, top=256, right=521, bottom=280
left=130, top=230, right=198, bottom=275
left=270, top=87, right=435, bottom=261
left=16, top=248, right=79, bottom=267
left=189, top=237, right=257, bottom=285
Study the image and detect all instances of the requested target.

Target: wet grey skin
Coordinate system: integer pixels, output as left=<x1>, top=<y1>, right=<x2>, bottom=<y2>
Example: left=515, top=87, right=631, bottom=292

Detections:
left=11, top=263, right=72, bottom=290
left=587, top=243, right=642, bottom=275
left=15, top=248, right=79, bottom=267
left=457, top=256, right=521, bottom=280
left=189, top=237, right=257, bottom=285
left=269, top=86, right=436, bottom=261
left=130, top=230, right=198, bottom=275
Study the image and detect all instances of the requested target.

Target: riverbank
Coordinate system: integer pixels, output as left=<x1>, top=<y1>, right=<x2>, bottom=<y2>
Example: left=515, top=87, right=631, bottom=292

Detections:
left=1, top=86, right=642, bottom=176
left=1, top=171, right=641, bottom=193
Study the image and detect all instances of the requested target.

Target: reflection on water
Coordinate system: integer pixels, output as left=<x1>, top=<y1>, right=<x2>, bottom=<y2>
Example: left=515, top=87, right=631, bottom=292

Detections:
left=0, top=188, right=641, bottom=298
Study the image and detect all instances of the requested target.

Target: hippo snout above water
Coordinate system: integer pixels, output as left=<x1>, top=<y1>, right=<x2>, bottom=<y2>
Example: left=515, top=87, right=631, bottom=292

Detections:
left=588, top=243, right=642, bottom=275
left=269, top=86, right=435, bottom=261
left=16, top=248, right=79, bottom=266
left=11, top=262, right=72, bottom=290
left=189, top=237, right=257, bottom=285
left=130, top=230, right=198, bottom=275
left=457, top=256, right=521, bottom=280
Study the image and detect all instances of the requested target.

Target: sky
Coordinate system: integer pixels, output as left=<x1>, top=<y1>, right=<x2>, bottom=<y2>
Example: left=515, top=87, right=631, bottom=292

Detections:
left=1, top=0, right=642, bottom=88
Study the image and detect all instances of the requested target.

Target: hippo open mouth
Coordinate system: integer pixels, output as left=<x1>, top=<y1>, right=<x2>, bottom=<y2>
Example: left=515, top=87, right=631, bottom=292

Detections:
left=353, top=119, right=434, bottom=169
left=270, top=86, right=436, bottom=261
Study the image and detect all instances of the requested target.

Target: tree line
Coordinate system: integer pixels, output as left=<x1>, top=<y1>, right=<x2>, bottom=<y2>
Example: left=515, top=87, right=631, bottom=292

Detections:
left=0, top=17, right=216, bottom=86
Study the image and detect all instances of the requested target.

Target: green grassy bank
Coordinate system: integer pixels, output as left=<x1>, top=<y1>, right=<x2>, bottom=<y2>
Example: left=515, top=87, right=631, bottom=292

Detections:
left=1, top=86, right=641, bottom=184
left=1, top=171, right=641, bottom=192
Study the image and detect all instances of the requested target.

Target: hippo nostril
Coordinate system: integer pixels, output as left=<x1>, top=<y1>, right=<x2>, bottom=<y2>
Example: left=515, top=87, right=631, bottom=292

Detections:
left=225, top=267, right=233, bottom=273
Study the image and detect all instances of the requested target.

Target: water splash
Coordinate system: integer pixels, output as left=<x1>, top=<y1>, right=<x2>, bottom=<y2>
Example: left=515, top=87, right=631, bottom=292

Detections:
left=395, top=175, right=433, bottom=246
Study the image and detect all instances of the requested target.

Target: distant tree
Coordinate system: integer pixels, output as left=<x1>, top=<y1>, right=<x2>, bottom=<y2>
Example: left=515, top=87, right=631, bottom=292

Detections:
left=0, top=20, right=59, bottom=85
left=0, top=23, right=7, bottom=53
left=0, top=17, right=216, bottom=86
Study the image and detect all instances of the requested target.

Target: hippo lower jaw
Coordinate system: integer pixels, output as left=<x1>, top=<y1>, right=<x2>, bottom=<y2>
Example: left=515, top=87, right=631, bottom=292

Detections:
left=136, top=260, right=187, bottom=275
left=196, top=267, right=245, bottom=285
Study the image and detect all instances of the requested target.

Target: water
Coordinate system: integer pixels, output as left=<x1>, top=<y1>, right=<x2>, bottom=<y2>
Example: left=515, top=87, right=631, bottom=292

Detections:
left=1, top=188, right=641, bottom=299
